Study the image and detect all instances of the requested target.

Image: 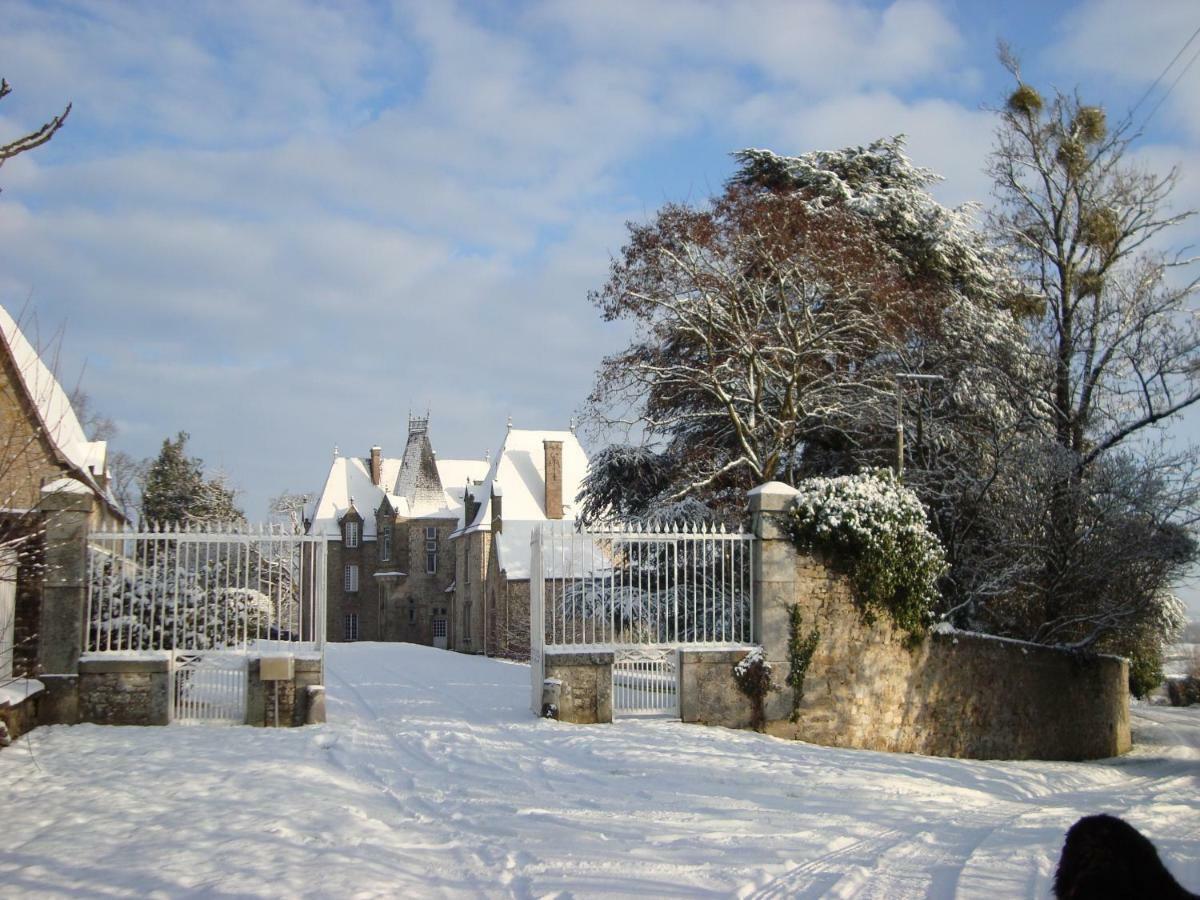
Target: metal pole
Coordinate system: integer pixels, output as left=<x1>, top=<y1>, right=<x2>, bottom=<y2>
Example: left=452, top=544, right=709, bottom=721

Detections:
left=893, top=373, right=944, bottom=481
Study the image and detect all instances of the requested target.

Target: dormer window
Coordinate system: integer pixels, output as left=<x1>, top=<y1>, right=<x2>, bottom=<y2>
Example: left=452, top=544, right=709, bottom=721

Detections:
left=380, top=527, right=391, bottom=561
left=344, top=520, right=360, bottom=548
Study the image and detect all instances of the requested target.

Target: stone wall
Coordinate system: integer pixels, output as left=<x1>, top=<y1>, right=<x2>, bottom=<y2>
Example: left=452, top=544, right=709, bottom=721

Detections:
left=76, top=653, right=325, bottom=728
left=247, top=656, right=324, bottom=727
left=679, top=648, right=755, bottom=729
left=756, top=554, right=1130, bottom=759
left=544, top=651, right=612, bottom=724
left=542, top=483, right=1132, bottom=761
left=0, top=684, right=41, bottom=743
left=747, top=483, right=1131, bottom=761
left=78, top=655, right=171, bottom=726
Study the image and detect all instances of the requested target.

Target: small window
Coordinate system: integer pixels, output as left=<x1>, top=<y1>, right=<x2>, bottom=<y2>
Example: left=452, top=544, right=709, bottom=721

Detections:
left=464, top=601, right=472, bottom=642
left=344, top=613, right=359, bottom=641
left=380, top=528, right=391, bottom=561
left=464, top=544, right=470, bottom=584
left=345, top=564, right=359, bottom=593
left=344, top=520, right=360, bottom=548
left=408, top=600, right=416, bottom=624
left=426, top=527, right=438, bottom=574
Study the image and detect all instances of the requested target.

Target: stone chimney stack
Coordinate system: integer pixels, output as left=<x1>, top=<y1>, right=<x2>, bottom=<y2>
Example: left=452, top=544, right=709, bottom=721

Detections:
left=543, top=440, right=563, bottom=520
left=370, top=446, right=383, bottom=486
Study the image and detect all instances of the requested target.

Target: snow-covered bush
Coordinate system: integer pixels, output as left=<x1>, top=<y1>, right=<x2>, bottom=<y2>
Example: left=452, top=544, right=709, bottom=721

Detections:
left=784, top=469, right=946, bottom=640
left=88, top=551, right=275, bottom=651
left=732, top=646, right=772, bottom=731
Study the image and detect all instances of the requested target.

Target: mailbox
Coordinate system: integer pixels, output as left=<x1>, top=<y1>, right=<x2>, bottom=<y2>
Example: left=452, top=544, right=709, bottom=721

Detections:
left=260, top=655, right=294, bottom=682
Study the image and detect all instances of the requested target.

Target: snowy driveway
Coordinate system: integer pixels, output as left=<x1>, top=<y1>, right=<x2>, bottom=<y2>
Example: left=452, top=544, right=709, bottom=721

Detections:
left=1, top=642, right=1198, bottom=898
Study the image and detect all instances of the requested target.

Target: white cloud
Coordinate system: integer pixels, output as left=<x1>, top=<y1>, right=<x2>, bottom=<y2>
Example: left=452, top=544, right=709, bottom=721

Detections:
left=4, top=0, right=1193, bottom=523
left=1049, top=0, right=1200, bottom=140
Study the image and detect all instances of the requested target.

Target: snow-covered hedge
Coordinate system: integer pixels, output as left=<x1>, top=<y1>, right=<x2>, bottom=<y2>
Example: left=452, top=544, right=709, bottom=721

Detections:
left=784, top=470, right=946, bottom=640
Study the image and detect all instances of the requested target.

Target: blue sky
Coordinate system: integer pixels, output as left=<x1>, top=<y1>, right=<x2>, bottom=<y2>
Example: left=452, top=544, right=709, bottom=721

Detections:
left=2, top=0, right=1200, bottom=606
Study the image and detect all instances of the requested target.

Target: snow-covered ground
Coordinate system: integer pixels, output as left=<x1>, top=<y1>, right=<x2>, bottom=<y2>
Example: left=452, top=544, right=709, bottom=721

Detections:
left=1, top=643, right=1198, bottom=898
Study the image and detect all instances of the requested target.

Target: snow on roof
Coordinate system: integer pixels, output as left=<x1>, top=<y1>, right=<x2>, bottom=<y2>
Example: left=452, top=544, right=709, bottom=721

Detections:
left=0, top=305, right=108, bottom=493
left=308, top=448, right=489, bottom=538
left=492, top=521, right=613, bottom=580
left=42, top=477, right=93, bottom=495
left=435, top=458, right=489, bottom=521
left=456, top=428, right=588, bottom=537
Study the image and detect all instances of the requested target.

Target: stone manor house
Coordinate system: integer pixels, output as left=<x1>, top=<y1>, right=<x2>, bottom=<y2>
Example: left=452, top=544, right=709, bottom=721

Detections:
left=308, top=417, right=588, bottom=656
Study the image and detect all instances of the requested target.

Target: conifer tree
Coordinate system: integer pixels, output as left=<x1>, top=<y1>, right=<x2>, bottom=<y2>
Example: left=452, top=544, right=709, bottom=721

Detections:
left=140, top=432, right=243, bottom=527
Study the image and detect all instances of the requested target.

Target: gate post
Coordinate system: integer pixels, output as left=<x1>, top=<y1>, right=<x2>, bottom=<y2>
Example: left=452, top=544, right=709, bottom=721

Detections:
left=748, top=482, right=799, bottom=723
left=35, top=480, right=102, bottom=724
left=529, top=525, right=544, bottom=716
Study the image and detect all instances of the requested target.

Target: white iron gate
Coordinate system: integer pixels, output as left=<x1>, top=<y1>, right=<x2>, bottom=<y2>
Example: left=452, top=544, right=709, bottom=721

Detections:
left=530, top=521, right=754, bottom=719
left=613, top=647, right=678, bottom=717
left=173, top=652, right=247, bottom=725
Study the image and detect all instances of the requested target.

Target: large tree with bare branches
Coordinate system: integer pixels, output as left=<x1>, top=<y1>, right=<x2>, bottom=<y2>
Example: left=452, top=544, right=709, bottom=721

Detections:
left=581, top=138, right=1032, bottom=527
left=984, top=55, right=1199, bottom=687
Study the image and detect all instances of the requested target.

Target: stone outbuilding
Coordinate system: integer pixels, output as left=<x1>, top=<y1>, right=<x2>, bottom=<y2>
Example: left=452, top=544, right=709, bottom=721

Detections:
left=0, top=304, right=124, bottom=734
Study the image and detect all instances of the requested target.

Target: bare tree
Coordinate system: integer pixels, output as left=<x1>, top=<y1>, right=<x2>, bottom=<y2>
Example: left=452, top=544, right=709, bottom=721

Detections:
left=0, top=78, right=70, bottom=180
left=986, top=53, right=1200, bottom=679
left=990, top=51, right=1200, bottom=467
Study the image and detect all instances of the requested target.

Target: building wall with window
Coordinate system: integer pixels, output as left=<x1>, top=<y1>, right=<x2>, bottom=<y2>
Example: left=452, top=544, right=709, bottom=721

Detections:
left=453, top=529, right=491, bottom=653
left=324, top=505, right=385, bottom=643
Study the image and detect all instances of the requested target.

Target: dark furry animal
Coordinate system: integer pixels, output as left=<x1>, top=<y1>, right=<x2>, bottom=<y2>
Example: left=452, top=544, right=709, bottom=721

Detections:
left=1054, top=814, right=1198, bottom=899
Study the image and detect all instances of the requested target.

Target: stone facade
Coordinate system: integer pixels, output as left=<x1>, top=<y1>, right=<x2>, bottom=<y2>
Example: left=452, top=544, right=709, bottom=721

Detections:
left=0, top=306, right=125, bottom=693
left=452, top=528, right=491, bottom=653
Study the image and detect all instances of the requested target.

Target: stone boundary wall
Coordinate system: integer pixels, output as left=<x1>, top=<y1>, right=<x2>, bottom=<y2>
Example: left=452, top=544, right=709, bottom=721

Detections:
left=74, top=653, right=324, bottom=728
left=544, top=651, right=612, bottom=724
left=78, top=655, right=171, bottom=726
left=757, top=554, right=1130, bottom=760
left=247, top=656, right=325, bottom=727
left=539, top=484, right=1131, bottom=762
left=679, top=648, right=754, bottom=730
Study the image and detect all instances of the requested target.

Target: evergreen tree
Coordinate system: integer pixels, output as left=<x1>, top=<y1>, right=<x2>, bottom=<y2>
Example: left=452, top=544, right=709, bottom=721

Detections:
left=140, top=432, right=243, bottom=527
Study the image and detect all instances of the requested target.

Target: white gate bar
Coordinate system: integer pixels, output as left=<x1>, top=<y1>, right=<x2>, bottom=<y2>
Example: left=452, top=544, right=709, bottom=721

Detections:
left=86, top=525, right=327, bottom=655
left=536, top=521, right=753, bottom=652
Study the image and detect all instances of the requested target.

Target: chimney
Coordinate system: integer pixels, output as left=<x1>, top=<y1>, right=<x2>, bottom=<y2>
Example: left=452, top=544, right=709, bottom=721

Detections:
left=370, top=446, right=382, bottom=486
left=491, top=483, right=503, bottom=533
left=543, top=440, right=563, bottom=520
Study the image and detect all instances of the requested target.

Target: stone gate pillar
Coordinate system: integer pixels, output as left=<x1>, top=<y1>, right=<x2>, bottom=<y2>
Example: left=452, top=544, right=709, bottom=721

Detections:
left=748, top=481, right=799, bottom=723
left=35, top=478, right=97, bottom=723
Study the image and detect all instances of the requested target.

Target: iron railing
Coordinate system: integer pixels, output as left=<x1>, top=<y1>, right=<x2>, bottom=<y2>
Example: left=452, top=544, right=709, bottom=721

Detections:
left=85, top=524, right=327, bottom=655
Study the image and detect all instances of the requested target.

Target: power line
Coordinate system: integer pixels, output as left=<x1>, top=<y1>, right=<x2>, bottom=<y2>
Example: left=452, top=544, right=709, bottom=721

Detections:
left=1129, top=22, right=1200, bottom=119
left=1142, top=39, right=1200, bottom=128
